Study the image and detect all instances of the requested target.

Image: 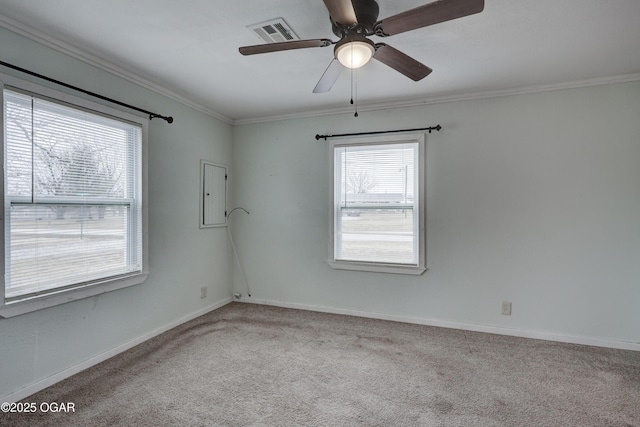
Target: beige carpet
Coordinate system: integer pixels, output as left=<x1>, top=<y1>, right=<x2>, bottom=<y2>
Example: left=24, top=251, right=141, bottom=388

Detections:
left=4, top=302, right=640, bottom=426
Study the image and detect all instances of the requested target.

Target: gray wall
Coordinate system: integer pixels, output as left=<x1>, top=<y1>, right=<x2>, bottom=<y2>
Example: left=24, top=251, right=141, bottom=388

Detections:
left=0, top=27, right=234, bottom=399
left=231, top=81, right=640, bottom=347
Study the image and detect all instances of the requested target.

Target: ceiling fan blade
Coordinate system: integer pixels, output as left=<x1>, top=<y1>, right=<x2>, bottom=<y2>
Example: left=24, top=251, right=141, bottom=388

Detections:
left=373, top=44, right=432, bottom=81
left=322, top=0, right=358, bottom=25
left=376, top=0, right=484, bottom=36
left=313, top=59, right=345, bottom=93
left=239, top=39, right=333, bottom=56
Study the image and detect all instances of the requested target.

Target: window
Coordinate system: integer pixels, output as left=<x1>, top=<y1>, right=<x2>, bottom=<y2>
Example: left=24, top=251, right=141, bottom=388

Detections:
left=329, top=133, right=426, bottom=275
left=1, top=74, right=148, bottom=317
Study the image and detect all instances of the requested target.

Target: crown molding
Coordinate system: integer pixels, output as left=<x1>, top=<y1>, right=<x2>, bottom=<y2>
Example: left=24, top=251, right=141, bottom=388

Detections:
left=233, top=72, right=640, bottom=125
left=0, top=15, right=233, bottom=125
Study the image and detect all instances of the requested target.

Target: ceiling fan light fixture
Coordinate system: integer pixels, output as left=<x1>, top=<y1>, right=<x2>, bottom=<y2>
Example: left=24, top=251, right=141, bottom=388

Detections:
left=335, top=38, right=375, bottom=69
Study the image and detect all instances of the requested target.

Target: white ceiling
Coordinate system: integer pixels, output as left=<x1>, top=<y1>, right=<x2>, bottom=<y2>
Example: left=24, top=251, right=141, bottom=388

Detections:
left=1, top=0, right=639, bottom=123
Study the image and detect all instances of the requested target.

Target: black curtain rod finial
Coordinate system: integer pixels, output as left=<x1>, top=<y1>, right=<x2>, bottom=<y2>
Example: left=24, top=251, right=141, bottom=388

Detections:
left=149, top=113, right=174, bottom=124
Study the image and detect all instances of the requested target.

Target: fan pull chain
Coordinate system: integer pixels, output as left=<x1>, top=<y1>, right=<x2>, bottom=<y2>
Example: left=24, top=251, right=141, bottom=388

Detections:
left=349, top=67, right=359, bottom=118
left=354, top=68, right=359, bottom=118
left=350, top=67, right=354, bottom=106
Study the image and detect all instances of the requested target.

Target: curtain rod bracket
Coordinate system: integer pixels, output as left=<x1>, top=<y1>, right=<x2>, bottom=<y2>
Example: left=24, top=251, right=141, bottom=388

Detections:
left=316, top=125, right=441, bottom=141
left=1, top=60, right=174, bottom=124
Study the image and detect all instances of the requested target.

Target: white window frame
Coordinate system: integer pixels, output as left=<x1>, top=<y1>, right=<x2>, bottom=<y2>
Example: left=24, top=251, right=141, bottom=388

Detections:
left=328, top=132, right=426, bottom=275
left=0, top=72, right=149, bottom=318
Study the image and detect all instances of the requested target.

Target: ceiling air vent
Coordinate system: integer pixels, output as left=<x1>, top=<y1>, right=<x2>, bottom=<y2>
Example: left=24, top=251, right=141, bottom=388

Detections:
left=248, top=18, right=299, bottom=44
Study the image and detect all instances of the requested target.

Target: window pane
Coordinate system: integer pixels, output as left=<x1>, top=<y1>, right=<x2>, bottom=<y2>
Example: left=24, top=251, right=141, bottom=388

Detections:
left=338, top=143, right=416, bottom=206
left=334, top=142, right=419, bottom=265
left=336, top=208, right=416, bottom=264
left=6, top=204, right=139, bottom=299
left=4, top=89, right=143, bottom=301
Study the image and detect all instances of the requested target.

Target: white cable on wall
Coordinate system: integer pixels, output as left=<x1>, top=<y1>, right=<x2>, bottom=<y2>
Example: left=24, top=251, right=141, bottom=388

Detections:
left=227, top=207, right=251, bottom=297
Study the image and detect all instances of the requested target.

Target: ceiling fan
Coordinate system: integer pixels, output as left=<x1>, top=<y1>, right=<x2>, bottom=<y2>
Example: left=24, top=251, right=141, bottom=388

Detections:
left=239, top=0, right=484, bottom=93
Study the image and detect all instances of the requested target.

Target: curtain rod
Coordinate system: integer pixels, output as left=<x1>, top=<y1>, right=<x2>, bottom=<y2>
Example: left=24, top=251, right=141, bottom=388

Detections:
left=0, top=60, right=173, bottom=124
left=315, top=125, right=441, bottom=141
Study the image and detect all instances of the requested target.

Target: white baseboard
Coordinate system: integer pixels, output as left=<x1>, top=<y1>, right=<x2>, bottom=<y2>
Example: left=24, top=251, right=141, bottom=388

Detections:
left=2, top=297, right=233, bottom=403
left=238, top=297, right=640, bottom=352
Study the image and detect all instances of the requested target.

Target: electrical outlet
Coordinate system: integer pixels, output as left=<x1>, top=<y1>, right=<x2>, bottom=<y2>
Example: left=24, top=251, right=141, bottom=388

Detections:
left=200, top=287, right=207, bottom=299
left=501, top=301, right=512, bottom=315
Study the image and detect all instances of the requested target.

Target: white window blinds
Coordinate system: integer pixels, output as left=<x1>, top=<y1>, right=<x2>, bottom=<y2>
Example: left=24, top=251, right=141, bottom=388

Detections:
left=333, top=142, right=419, bottom=265
left=4, top=89, right=143, bottom=301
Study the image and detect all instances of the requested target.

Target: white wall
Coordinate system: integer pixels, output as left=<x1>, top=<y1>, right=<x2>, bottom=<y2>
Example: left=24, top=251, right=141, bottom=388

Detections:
left=231, top=81, right=640, bottom=348
left=0, top=27, right=234, bottom=400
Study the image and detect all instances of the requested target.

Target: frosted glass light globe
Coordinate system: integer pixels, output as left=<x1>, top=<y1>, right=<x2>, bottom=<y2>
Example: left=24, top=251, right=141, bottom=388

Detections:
left=335, top=41, right=375, bottom=69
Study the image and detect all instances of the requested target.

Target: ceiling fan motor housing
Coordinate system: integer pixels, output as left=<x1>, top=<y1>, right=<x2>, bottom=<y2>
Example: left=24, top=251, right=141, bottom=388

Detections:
left=331, top=0, right=380, bottom=37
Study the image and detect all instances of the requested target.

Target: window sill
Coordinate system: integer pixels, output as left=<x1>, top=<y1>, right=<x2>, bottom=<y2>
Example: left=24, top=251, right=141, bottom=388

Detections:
left=328, top=260, right=426, bottom=275
left=0, top=272, right=149, bottom=318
